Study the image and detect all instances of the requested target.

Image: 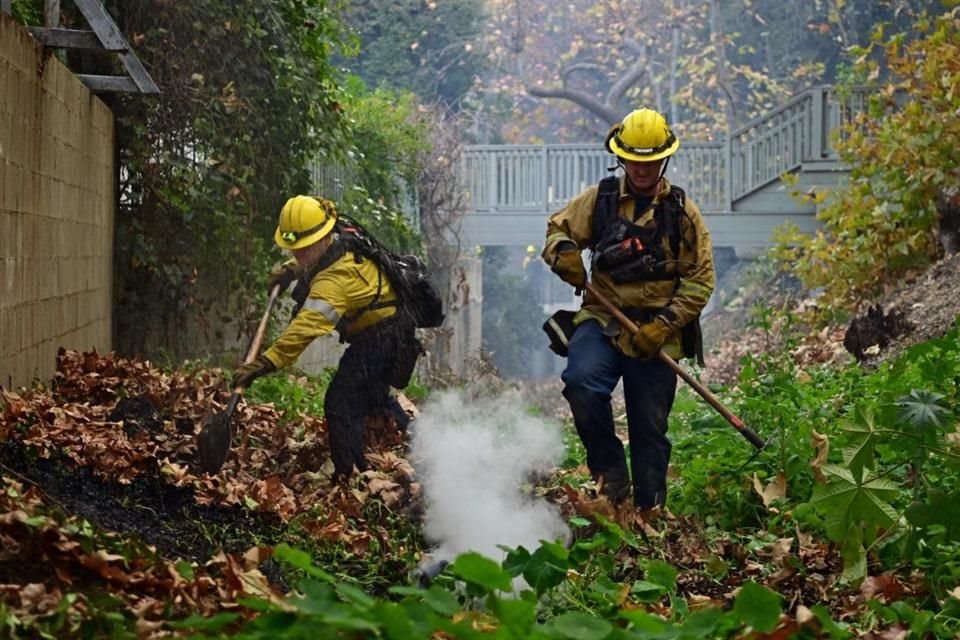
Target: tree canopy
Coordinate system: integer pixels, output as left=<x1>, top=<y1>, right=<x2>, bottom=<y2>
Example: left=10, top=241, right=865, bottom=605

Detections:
left=340, top=0, right=488, bottom=107
left=474, top=0, right=942, bottom=142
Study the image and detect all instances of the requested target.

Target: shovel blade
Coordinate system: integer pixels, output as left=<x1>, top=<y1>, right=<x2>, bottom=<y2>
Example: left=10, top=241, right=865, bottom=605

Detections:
left=197, top=411, right=233, bottom=474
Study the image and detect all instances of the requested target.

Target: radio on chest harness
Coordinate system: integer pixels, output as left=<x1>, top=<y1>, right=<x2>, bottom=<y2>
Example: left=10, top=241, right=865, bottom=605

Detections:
left=589, top=175, right=687, bottom=283
left=591, top=175, right=704, bottom=365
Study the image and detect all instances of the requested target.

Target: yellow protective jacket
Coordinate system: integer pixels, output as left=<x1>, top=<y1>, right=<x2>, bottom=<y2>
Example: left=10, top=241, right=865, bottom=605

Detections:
left=542, top=176, right=715, bottom=359
left=262, top=250, right=397, bottom=369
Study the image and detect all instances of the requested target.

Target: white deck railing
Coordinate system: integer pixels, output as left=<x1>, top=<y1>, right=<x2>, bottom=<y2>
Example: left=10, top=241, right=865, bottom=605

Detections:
left=462, top=86, right=870, bottom=214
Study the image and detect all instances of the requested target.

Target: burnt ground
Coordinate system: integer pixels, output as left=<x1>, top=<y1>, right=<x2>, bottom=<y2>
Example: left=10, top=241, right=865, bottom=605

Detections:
left=0, top=440, right=291, bottom=587
left=0, top=347, right=430, bottom=605
left=0, top=441, right=284, bottom=562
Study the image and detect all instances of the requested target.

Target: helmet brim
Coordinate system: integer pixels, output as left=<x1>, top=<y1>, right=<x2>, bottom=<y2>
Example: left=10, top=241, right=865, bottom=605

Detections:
left=607, top=136, right=680, bottom=163
left=274, top=215, right=337, bottom=250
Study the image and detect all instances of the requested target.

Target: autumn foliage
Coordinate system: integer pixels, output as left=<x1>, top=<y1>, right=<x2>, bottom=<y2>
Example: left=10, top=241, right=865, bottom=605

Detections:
left=775, top=7, right=960, bottom=309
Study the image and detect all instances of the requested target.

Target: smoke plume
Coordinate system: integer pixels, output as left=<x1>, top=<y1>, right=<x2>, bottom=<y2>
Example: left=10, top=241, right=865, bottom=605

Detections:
left=410, top=389, right=569, bottom=564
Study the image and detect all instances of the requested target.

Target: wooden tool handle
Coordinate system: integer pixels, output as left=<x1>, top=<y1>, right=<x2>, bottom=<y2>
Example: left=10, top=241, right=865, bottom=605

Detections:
left=231, top=284, right=282, bottom=393
left=584, top=282, right=765, bottom=450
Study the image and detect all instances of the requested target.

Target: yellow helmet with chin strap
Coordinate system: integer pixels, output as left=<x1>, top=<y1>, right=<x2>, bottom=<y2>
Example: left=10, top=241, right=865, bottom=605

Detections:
left=274, top=195, right=337, bottom=250
left=605, top=108, right=680, bottom=163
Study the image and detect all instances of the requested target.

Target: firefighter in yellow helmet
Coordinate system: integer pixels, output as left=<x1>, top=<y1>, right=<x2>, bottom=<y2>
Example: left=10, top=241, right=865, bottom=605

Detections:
left=232, top=195, right=419, bottom=479
left=541, top=108, right=715, bottom=509
left=522, top=244, right=537, bottom=270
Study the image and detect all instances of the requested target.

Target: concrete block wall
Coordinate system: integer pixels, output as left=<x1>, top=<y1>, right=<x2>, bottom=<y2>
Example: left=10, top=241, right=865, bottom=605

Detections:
left=0, top=14, right=115, bottom=389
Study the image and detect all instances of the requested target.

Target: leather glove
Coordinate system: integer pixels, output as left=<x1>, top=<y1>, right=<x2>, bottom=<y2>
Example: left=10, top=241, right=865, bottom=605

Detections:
left=267, top=262, right=301, bottom=294
left=551, top=248, right=587, bottom=288
left=630, top=317, right=673, bottom=359
left=231, top=355, right=276, bottom=389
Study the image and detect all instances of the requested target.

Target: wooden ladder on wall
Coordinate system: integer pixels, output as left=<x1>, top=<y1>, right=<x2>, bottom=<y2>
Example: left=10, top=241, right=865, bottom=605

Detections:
left=0, top=0, right=158, bottom=94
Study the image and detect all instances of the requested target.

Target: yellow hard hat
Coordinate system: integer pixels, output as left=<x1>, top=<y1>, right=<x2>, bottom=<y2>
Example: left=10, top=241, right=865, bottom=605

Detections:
left=274, top=195, right=337, bottom=250
left=605, top=108, right=680, bottom=163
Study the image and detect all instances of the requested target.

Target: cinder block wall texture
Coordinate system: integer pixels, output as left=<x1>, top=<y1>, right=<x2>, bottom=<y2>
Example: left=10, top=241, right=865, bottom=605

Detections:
left=0, top=14, right=115, bottom=389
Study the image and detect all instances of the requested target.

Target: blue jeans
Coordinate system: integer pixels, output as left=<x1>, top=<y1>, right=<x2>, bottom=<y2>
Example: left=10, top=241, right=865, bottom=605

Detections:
left=561, top=320, right=677, bottom=509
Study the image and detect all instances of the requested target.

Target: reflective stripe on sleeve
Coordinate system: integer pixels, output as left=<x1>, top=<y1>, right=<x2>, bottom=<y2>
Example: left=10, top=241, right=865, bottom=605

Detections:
left=544, top=232, right=575, bottom=259
left=677, top=280, right=713, bottom=301
left=302, top=298, right=340, bottom=324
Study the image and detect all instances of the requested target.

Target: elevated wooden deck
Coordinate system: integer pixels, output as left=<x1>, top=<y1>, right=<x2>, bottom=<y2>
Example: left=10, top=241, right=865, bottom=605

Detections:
left=458, top=86, right=866, bottom=255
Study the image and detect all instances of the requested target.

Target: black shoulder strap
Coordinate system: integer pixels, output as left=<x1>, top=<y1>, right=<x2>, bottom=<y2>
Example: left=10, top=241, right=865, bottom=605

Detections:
left=289, top=223, right=367, bottom=317
left=592, top=177, right=687, bottom=255
left=658, top=185, right=686, bottom=258
left=591, top=175, right=621, bottom=247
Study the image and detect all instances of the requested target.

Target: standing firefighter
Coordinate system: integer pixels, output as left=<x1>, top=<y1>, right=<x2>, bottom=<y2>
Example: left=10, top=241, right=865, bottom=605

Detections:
left=542, top=109, right=715, bottom=509
left=233, top=195, right=436, bottom=480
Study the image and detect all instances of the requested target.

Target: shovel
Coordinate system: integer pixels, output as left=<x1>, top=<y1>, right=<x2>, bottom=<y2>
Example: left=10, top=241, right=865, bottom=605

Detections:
left=584, top=282, right=766, bottom=451
left=197, top=284, right=282, bottom=474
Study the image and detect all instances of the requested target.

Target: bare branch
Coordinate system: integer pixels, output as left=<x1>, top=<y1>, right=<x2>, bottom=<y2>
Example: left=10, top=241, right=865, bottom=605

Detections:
left=561, top=62, right=607, bottom=83
left=605, top=59, right=648, bottom=114
left=527, top=84, right=621, bottom=124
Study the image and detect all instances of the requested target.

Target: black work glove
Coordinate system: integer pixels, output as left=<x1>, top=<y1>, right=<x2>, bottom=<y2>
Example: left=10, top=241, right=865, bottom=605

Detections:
left=231, top=355, right=275, bottom=389
left=551, top=248, right=587, bottom=288
left=267, top=263, right=300, bottom=294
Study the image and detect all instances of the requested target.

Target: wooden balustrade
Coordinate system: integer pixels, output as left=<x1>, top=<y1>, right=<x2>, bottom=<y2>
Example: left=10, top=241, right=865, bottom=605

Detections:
left=460, top=86, right=871, bottom=215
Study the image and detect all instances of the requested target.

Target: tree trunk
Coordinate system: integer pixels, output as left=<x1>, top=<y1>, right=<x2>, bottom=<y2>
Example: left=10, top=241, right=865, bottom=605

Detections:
left=709, top=0, right=736, bottom=132
left=937, top=188, right=960, bottom=256
left=669, top=19, right=680, bottom=125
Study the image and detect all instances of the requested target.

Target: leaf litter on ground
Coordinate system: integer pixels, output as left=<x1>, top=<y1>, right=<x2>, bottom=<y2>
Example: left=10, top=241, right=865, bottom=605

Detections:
left=0, top=347, right=926, bottom=637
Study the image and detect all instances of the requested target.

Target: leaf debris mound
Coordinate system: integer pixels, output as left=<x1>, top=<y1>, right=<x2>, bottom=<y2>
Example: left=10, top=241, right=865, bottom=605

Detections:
left=0, top=348, right=428, bottom=630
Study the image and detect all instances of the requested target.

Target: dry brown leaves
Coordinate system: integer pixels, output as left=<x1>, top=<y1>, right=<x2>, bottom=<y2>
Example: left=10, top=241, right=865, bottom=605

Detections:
left=703, top=322, right=851, bottom=387
left=0, top=475, right=276, bottom=631
left=0, top=349, right=917, bottom=634
left=0, top=348, right=431, bottom=632
left=1, top=348, right=421, bottom=528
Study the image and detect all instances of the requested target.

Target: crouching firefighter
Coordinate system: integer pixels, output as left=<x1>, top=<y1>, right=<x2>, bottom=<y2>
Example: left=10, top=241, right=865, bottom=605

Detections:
left=542, top=108, right=715, bottom=510
left=232, top=195, right=442, bottom=480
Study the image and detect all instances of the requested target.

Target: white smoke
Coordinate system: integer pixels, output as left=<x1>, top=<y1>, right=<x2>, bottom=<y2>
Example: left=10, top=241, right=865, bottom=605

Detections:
left=410, top=389, right=569, bottom=565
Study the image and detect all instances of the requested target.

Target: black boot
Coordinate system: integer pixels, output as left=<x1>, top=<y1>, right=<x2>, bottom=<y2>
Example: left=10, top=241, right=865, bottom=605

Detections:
left=598, top=467, right=631, bottom=505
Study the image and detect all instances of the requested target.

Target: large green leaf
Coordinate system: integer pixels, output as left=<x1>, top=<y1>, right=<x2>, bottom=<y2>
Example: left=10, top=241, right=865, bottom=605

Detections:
left=643, top=559, right=678, bottom=592
left=489, top=597, right=536, bottom=634
left=839, top=528, right=867, bottom=583
left=502, top=545, right=532, bottom=578
left=522, top=542, right=570, bottom=595
left=731, top=581, right=782, bottom=633
left=421, top=585, right=462, bottom=616
left=451, top=552, right=513, bottom=593
left=896, top=389, right=951, bottom=431
left=811, top=464, right=900, bottom=542
left=840, top=405, right=882, bottom=481
left=371, top=602, right=418, bottom=639
left=678, top=608, right=724, bottom=639
left=549, top=612, right=614, bottom=640
left=630, top=580, right=666, bottom=603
